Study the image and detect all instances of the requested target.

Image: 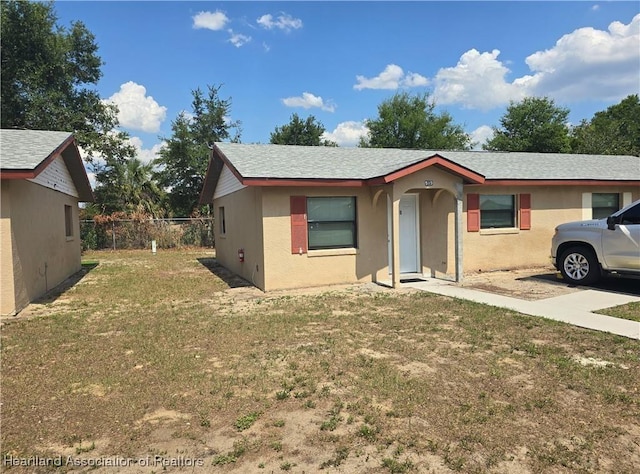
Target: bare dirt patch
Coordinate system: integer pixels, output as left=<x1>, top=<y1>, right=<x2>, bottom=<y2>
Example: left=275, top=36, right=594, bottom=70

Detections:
left=461, top=266, right=579, bottom=300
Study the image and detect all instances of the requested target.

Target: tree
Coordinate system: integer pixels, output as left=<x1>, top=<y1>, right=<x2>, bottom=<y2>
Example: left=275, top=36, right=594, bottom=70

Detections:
left=270, top=113, right=336, bottom=146
left=94, top=158, right=165, bottom=217
left=570, top=95, right=640, bottom=156
left=0, top=0, right=133, bottom=163
left=359, top=92, right=471, bottom=150
left=484, top=97, right=570, bottom=153
left=155, top=85, right=241, bottom=217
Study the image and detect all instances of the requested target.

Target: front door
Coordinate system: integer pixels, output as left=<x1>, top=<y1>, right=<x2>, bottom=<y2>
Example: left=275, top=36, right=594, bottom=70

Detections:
left=388, top=194, right=420, bottom=274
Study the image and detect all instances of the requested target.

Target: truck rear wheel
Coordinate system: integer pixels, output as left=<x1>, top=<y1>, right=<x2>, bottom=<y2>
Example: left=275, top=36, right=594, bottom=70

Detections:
left=559, top=246, right=600, bottom=285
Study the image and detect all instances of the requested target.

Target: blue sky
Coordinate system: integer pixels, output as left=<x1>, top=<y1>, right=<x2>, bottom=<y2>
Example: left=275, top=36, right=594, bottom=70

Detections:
left=54, top=1, right=640, bottom=163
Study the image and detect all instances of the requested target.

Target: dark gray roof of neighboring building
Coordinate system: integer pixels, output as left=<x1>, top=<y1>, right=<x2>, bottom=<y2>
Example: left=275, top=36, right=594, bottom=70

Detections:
left=1, top=129, right=74, bottom=170
left=214, top=142, right=640, bottom=181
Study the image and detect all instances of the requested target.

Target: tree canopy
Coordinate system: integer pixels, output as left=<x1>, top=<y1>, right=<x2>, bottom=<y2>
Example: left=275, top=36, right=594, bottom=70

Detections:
left=270, top=113, right=336, bottom=146
left=484, top=97, right=571, bottom=153
left=359, top=92, right=471, bottom=150
left=569, top=94, right=640, bottom=156
left=0, top=0, right=133, bottom=163
left=155, top=85, right=241, bottom=217
left=93, top=158, right=165, bottom=217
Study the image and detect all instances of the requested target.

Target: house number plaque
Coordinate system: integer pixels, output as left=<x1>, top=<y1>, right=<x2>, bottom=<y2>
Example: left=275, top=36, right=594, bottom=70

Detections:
left=424, top=180, right=434, bottom=187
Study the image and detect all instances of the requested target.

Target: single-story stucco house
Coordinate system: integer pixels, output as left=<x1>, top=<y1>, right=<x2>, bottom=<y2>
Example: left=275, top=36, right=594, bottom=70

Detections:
left=199, top=142, right=640, bottom=291
left=1, top=129, right=94, bottom=316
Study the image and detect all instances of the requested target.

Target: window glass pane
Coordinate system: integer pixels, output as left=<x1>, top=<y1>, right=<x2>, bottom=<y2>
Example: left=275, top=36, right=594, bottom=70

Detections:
left=592, top=193, right=618, bottom=209
left=218, top=207, right=226, bottom=234
left=480, top=195, right=515, bottom=229
left=308, top=197, right=355, bottom=222
left=306, top=197, right=357, bottom=249
left=308, top=222, right=355, bottom=249
left=65, top=205, right=73, bottom=237
left=592, top=193, right=619, bottom=219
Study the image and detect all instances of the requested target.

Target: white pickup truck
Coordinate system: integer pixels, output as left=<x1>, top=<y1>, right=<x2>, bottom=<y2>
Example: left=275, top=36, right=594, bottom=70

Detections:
left=551, top=199, right=640, bottom=285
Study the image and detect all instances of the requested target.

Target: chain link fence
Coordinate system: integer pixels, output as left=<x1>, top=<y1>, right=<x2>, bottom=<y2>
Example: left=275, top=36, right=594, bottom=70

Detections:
left=80, top=218, right=214, bottom=250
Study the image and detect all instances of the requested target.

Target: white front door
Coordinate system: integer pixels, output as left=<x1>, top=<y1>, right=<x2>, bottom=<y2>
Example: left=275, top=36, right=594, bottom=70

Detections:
left=400, top=195, right=419, bottom=273
left=388, top=194, right=420, bottom=274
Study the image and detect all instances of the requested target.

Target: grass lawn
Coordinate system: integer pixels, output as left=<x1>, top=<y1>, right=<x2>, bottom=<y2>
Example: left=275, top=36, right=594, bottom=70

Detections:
left=1, top=250, right=639, bottom=473
left=597, top=302, right=640, bottom=323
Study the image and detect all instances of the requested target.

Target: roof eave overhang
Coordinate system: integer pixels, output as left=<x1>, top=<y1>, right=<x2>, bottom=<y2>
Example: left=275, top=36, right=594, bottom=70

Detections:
left=243, top=177, right=367, bottom=187
left=469, top=179, right=640, bottom=186
left=62, top=139, right=95, bottom=202
left=199, top=147, right=223, bottom=204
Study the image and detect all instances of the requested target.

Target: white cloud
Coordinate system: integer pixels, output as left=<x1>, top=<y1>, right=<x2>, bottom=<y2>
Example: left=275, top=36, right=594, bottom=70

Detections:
left=403, top=72, right=429, bottom=87
left=354, top=64, right=429, bottom=90
left=193, top=11, right=229, bottom=31
left=469, top=125, right=494, bottom=150
left=228, top=30, right=251, bottom=48
left=127, top=137, right=165, bottom=165
left=523, top=14, right=640, bottom=101
left=354, top=64, right=404, bottom=90
left=433, top=49, right=529, bottom=110
left=257, top=13, right=303, bottom=32
left=322, top=121, right=369, bottom=147
left=282, top=92, right=336, bottom=112
left=433, top=14, right=640, bottom=109
left=105, top=82, right=167, bottom=133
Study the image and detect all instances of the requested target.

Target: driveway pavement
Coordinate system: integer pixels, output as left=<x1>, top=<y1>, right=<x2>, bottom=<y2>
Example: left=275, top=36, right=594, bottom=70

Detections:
left=404, top=277, right=640, bottom=340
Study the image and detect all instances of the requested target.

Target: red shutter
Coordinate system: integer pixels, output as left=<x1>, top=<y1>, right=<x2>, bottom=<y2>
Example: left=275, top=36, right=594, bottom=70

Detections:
left=290, top=196, right=308, bottom=254
left=520, top=194, right=531, bottom=230
left=467, top=194, right=480, bottom=232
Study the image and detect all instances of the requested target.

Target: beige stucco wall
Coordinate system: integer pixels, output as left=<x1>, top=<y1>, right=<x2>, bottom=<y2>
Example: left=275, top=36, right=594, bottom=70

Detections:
left=1, top=183, right=16, bottom=314
left=1, top=180, right=82, bottom=315
left=213, top=186, right=265, bottom=290
left=261, top=186, right=388, bottom=291
left=461, top=185, right=640, bottom=273
left=419, top=189, right=457, bottom=279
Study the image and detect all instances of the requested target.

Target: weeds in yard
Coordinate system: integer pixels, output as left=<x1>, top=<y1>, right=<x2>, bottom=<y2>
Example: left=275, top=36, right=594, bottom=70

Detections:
left=280, top=461, right=295, bottom=471
left=381, top=456, right=414, bottom=473
left=320, top=401, right=344, bottom=431
left=75, top=441, right=95, bottom=454
left=322, top=446, right=350, bottom=469
left=212, top=438, right=249, bottom=465
left=358, top=424, right=378, bottom=441
left=234, top=412, right=260, bottom=431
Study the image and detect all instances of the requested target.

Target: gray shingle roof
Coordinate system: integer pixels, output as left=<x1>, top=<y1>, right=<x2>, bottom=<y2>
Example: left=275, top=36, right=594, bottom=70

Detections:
left=215, top=142, right=640, bottom=181
left=1, top=129, right=73, bottom=170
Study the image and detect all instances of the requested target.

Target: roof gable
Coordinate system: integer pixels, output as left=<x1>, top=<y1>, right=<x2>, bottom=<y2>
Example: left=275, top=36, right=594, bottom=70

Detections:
left=1, top=129, right=94, bottom=201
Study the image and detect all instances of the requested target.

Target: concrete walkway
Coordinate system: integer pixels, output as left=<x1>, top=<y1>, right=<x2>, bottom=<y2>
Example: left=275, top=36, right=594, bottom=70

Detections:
left=402, top=279, right=640, bottom=340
